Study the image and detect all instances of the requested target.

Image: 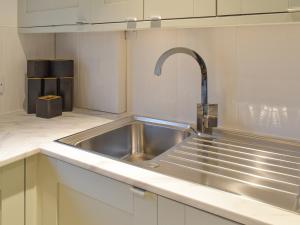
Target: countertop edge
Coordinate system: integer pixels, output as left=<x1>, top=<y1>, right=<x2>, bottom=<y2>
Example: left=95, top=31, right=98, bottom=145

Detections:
left=40, top=141, right=300, bottom=225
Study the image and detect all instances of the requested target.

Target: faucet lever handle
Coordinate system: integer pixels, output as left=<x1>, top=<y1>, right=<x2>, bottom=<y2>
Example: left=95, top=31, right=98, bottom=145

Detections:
left=197, top=104, right=218, bottom=133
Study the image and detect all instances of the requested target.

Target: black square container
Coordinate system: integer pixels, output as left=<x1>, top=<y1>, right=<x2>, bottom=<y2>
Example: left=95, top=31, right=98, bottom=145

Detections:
left=36, top=96, right=62, bottom=119
left=27, top=78, right=42, bottom=114
left=59, top=77, right=73, bottom=111
left=50, top=60, right=74, bottom=78
left=27, top=60, right=50, bottom=78
left=44, top=78, right=58, bottom=96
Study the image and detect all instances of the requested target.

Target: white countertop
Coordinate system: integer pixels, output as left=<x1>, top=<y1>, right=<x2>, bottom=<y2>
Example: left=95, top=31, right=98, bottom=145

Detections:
left=0, top=109, right=300, bottom=225
left=0, top=109, right=115, bottom=167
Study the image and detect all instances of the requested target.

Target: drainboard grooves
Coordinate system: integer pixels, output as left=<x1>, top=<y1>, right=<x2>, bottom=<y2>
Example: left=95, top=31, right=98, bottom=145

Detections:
left=154, top=135, right=300, bottom=213
left=200, top=135, right=300, bottom=158
left=156, top=159, right=298, bottom=212
left=186, top=141, right=300, bottom=169
left=163, top=153, right=299, bottom=193
left=179, top=145, right=300, bottom=176
left=172, top=149, right=300, bottom=184
left=193, top=138, right=300, bottom=161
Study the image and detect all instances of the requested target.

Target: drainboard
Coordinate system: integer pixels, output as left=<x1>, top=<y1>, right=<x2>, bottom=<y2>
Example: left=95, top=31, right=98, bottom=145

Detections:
left=151, top=134, right=300, bottom=213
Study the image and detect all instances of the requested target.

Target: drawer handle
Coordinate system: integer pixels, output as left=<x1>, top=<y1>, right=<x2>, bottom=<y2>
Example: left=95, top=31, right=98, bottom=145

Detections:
left=149, top=16, right=162, bottom=28
left=126, top=17, right=137, bottom=22
left=130, top=187, right=146, bottom=197
left=76, top=20, right=88, bottom=25
left=288, top=8, right=300, bottom=13
left=126, top=17, right=137, bottom=29
left=150, top=16, right=162, bottom=21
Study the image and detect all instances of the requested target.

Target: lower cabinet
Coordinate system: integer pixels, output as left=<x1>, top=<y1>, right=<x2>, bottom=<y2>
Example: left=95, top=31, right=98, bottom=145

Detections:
left=158, top=197, right=241, bottom=225
left=26, top=154, right=157, bottom=225
left=26, top=155, right=240, bottom=225
left=0, top=160, right=24, bottom=225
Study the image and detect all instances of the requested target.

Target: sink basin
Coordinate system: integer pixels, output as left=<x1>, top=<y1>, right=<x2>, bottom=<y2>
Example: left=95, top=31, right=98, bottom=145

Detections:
left=58, top=116, right=191, bottom=162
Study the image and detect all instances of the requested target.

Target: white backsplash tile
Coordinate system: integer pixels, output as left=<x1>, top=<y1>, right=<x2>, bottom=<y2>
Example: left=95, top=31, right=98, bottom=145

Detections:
left=0, top=0, right=55, bottom=115
left=56, top=32, right=126, bottom=114
left=127, top=24, right=300, bottom=139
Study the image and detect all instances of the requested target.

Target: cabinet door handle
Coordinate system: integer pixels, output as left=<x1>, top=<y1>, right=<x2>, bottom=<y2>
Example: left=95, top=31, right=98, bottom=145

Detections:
left=150, top=16, right=162, bottom=21
left=76, top=21, right=87, bottom=25
left=126, top=17, right=137, bottom=22
left=126, top=17, right=137, bottom=29
left=130, top=186, right=146, bottom=197
left=288, top=7, right=300, bottom=13
left=149, top=16, right=162, bottom=28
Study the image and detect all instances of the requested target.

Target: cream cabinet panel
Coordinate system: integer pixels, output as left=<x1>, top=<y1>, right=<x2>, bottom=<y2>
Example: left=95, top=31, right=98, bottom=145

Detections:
left=218, top=0, right=289, bottom=15
left=91, top=0, right=143, bottom=23
left=289, top=0, right=300, bottom=10
left=144, top=0, right=216, bottom=20
left=26, top=155, right=157, bottom=225
left=59, top=185, right=132, bottom=225
left=158, top=196, right=241, bottom=225
left=185, top=206, right=240, bottom=225
left=18, top=0, right=90, bottom=27
left=158, top=197, right=185, bottom=225
left=0, top=160, right=24, bottom=225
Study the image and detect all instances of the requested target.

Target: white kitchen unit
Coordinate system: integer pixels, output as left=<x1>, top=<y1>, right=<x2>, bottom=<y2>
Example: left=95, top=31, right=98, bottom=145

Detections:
left=26, top=154, right=157, bottom=225
left=26, top=154, right=241, bottom=225
left=18, top=0, right=90, bottom=27
left=144, top=0, right=216, bottom=20
left=91, top=0, right=143, bottom=23
left=217, top=0, right=298, bottom=16
left=0, top=160, right=24, bottom=225
left=158, top=197, right=240, bottom=225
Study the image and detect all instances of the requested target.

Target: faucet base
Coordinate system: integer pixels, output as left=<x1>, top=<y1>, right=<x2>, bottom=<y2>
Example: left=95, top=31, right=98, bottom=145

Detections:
left=197, top=103, right=218, bottom=134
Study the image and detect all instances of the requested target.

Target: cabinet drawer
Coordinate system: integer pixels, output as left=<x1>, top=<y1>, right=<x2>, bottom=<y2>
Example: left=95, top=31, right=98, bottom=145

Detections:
left=18, top=0, right=89, bottom=27
left=217, top=0, right=289, bottom=16
left=55, top=159, right=134, bottom=214
left=91, top=0, right=143, bottom=23
left=144, top=0, right=216, bottom=20
left=158, top=196, right=241, bottom=225
left=186, top=206, right=240, bottom=225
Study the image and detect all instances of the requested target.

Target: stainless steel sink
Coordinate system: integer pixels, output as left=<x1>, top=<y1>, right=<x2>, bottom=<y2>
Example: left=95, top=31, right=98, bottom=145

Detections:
left=58, top=116, right=191, bottom=163
left=58, top=116, right=300, bottom=214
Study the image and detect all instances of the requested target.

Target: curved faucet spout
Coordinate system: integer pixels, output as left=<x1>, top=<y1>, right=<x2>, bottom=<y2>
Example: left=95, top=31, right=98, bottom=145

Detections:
left=154, top=47, right=208, bottom=104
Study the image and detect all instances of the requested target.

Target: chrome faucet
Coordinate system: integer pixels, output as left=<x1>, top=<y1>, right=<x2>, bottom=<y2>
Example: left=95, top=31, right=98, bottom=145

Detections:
left=154, top=47, right=218, bottom=134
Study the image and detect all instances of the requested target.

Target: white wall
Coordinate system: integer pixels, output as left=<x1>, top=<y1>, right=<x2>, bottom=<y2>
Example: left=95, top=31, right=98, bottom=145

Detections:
left=0, top=0, right=54, bottom=115
left=56, top=24, right=300, bottom=140
left=127, top=24, right=300, bottom=139
left=55, top=32, right=126, bottom=114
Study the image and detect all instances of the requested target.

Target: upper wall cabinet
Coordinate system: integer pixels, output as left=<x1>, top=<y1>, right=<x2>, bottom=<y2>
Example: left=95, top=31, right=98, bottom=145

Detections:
left=289, top=0, right=300, bottom=11
left=18, top=0, right=90, bottom=27
left=217, top=0, right=292, bottom=16
left=91, top=0, right=143, bottom=23
left=144, top=0, right=216, bottom=20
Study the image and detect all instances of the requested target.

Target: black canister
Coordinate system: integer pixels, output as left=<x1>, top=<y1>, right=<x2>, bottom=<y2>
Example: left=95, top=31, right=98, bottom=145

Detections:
left=27, top=60, right=50, bottom=78
left=59, top=77, right=73, bottom=111
left=27, top=78, right=42, bottom=114
left=36, top=96, right=62, bottom=119
left=43, top=78, right=58, bottom=96
left=50, top=60, right=74, bottom=78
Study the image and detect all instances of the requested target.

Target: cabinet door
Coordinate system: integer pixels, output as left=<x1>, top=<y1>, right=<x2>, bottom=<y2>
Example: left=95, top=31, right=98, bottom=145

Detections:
left=0, top=160, right=24, bottom=225
left=218, top=0, right=289, bottom=15
left=18, top=0, right=90, bottom=27
left=186, top=206, right=240, bottom=225
left=158, top=197, right=185, bottom=225
left=91, top=0, right=143, bottom=23
left=26, top=155, right=157, bottom=225
left=144, top=0, right=216, bottom=20
left=158, top=196, right=240, bottom=225
left=289, top=0, right=300, bottom=11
